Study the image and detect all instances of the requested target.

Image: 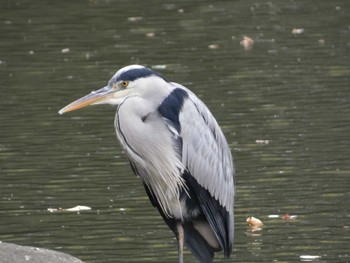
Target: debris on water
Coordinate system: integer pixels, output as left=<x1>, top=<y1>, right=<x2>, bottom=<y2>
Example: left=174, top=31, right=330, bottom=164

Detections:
left=255, top=139, right=269, bottom=144
left=47, top=205, right=91, bottom=213
left=127, top=16, right=143, bottom=22
left=318, top=39, right=325, bottom=45
left=66, top=205, right=91, bottom=212
left=47, top=207, right=63, bottom=213
left=268, top=214, right=280, bottom=218
left=300, top=255, right=321, bottom=261
left=208, top=44, right=219, bottom=49
left=281, top=213, right=298, bottom=220
left=240, top=36, right=254, bottom=50
left=146, top=32, right=155, bottom=37
left=292, top=28, right=304, bottom=35
left=246, top=216, right=263, bottom=227
left=61, top=48, right=70, bottom=53
left=152, top=65, right=167, bottom=70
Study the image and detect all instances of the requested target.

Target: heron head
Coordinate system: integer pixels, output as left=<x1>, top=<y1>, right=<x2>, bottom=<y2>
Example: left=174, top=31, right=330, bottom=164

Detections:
left=59, top=65, right=166, bottom=115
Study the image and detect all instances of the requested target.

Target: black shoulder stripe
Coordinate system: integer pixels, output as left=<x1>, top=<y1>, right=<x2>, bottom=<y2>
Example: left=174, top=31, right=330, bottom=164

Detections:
left=157, top=88, right=189, bottom=133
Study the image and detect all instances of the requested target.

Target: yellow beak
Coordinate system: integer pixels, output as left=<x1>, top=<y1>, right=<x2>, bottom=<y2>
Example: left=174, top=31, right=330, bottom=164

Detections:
left=58, top=86, right=113, bottom=115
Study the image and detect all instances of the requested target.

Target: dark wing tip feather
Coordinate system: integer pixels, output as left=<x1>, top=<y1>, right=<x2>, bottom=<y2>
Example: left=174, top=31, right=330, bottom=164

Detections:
left=184, top=223, right=215, bottom=263
left=183, top=171, right=233, bottom=257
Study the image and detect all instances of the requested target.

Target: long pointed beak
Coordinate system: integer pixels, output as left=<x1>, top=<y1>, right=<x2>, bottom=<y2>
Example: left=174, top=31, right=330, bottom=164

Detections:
left=58, top=86, right=113, bottom=115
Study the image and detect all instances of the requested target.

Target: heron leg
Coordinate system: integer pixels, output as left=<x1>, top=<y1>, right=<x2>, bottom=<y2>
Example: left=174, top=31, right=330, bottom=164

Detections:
left=176, top=222, right=184, bottom=263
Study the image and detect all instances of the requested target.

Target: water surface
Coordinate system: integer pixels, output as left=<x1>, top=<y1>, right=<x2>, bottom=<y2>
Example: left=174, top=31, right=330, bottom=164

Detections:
left=1, top=0, right=349, bottom=262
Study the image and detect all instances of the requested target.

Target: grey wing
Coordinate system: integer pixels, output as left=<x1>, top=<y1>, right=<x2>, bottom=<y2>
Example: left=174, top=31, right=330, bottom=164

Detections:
left=177, top=85, right=235, bottom=213
left=173, top=83, right=235, bottom=256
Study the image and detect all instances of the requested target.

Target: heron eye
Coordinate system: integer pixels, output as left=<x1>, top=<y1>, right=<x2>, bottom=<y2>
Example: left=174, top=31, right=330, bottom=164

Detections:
left=121, top=81, right=129, bottom=87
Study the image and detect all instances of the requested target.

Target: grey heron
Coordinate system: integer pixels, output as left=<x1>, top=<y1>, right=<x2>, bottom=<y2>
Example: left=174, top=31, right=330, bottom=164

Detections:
left=59, top=65, right=235, bottom=263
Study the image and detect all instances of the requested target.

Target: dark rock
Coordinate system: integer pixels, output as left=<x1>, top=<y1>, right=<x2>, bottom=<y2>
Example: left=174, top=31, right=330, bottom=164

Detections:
left=0, top=241, right=84, bottom=263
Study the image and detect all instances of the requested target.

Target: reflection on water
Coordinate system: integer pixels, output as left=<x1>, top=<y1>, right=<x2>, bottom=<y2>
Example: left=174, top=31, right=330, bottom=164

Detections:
left=1, top=0, right=349, bottom=262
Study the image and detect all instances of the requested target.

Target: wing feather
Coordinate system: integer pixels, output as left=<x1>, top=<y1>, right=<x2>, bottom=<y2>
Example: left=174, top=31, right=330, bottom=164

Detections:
left=169, top=83, right=235, bottom=255
left=174, top=84, right=235, bottom=213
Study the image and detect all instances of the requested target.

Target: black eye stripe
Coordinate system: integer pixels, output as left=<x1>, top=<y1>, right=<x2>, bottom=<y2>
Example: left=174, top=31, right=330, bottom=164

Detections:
left=116, top=67, right=168, bottom=82
left=117, top=67, right=154, bottom=82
